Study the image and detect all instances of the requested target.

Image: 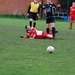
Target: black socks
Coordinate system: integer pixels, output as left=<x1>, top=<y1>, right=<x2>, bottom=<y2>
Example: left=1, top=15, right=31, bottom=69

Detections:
left=29, top=21, right=32, bottom=27
left=52, top=27, right=55, bottom=38
left=33, top=22, right=36, bottom=28
left=29, top=21, right=36, bottom=28
left=46, top=28, right=50, bottom=34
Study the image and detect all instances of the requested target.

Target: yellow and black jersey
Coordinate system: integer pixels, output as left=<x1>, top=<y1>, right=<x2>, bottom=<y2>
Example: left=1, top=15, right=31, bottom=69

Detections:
left=28, top=2, right=40, bottom=13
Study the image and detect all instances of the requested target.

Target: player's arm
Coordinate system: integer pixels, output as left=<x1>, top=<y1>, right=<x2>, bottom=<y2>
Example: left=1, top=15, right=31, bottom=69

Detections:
left=55, top=4, right=61, bottom=10
left=29, top=33, right=36, bottom=39
left=40, top=3, right=47, bottom=9
left=70, top=7, right=74, bottom=16
left=36, top=4, right=40, bottom=19
left=70, top=7, right=71, bottom=16
left=27, top=4, right=31, bottom=16
left=20, top=33, right=30, bottom=38
left=30, top=30, right=36, bottom=39
left=20, top=35, right=26, bottom=38
left=30, top=34, right=36, bottom=39
left=37, top=4, right=40, bottom=14
left=57, top=4, right=61, bottom=10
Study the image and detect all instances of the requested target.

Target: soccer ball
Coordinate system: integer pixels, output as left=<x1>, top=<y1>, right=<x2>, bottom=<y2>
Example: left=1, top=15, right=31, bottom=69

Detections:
left=47, top=46, right=54, bottom=53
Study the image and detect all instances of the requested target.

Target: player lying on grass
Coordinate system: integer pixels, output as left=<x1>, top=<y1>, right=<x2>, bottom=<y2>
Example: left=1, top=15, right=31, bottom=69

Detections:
left=20, top=25, right=53, bottom=39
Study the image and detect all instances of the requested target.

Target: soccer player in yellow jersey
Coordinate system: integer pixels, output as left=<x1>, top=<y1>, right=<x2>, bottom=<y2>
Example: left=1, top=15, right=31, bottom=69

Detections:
left=27, top=0, right=40, bottom=28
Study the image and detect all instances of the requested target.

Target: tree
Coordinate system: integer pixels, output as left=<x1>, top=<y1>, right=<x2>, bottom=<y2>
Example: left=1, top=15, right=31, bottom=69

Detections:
left=59, top=0, right=75, bottom=13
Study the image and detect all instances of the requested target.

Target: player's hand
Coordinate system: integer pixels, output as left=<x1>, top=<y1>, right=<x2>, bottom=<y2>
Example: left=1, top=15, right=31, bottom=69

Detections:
left=29, top=37, right=34, bottom=39
left=27, top=14, right=29, bottom=17
left=57, top=4, right=61, bottom=7
left=39, top=1, right=41, bottom=5
left=20, top=35, right=24, bottom=38
left=37, top=14, right=39, bottom=17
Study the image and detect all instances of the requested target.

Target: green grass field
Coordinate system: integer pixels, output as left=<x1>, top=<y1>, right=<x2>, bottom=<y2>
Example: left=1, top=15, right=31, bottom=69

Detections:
left=0, top=18, right=75, bottom=75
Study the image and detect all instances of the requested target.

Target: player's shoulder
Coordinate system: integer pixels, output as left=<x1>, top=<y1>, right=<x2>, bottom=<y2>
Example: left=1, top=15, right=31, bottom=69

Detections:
left=72, top=6, right=75, bottom=8
left=70, top=6, right=72, bottom=9
left=31, top=2, right=39, bottom=5
left=70, top=6, right=74, bottom=8
left=31, top=27, right=36, bottom=30
left=31, top=2, right=34, bottom=4
left=31, top=27, right=34, bottom=30
left=31, top=27, right=34, bottom=29
left=37, top=3, right=40, bottom=6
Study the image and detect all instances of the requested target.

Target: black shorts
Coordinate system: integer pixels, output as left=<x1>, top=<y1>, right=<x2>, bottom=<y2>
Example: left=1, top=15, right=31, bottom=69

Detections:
left=46, top=17, right=55, bottom=23
left=29, top=12, right=38, bottom=20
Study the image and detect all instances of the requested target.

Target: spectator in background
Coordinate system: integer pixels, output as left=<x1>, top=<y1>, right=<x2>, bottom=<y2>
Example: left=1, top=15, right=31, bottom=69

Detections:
left=69, top=2, right=75, bottom=29
left=27, top=0, right=40, bottom=28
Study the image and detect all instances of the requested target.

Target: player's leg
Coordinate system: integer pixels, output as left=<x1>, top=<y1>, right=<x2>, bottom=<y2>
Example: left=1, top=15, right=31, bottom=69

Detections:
left=51, top=23, right=56, bottom=38
left=46, top=18, right=50, bottom=34
left=29, top=12, right=33, bottom=27
left=46, top=23, right=50, bottom=34
left=42, top=31, right=53, bottom=39
left=70, top=16, right=73, bottom=29
left=70, top=20, right=73, bottom=29
left=49, top=30, right=53, bottom=35
left=33, top=20, right=36, bottom=28
left=29, top=19, right=33, bottom=27
left=33, top=13, right=37, bottom=28
left=50, top=17, right=58, bottom=38
left=50, top=22, right=57, bottom=38
left=47, top=34, right=53, bottom=39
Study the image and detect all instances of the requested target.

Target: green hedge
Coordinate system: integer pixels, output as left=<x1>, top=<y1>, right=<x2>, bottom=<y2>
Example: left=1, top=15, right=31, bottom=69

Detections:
left=0, top=14, right=26, bottom=18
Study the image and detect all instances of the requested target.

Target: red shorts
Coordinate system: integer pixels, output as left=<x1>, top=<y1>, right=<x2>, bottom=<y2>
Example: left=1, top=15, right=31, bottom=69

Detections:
left=70, top=15, right=75, bottom=20
left=35, top=31, right=53, bottom=39
left=35, top=32, right=47, bottom=39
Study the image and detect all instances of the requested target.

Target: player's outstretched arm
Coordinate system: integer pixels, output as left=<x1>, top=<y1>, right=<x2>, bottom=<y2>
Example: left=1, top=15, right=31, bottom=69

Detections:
left=20, top=35, right=26, bottom=38
left=29, top=34, right=36, bottom=39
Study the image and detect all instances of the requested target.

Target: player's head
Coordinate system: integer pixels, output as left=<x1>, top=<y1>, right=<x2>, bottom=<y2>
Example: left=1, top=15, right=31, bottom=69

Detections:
left=25, top=25, right=31, bottom=33
left=72, top=2, right=75, bottom=6
left=25, top=25, right=30, bottom=30
left=47, top=0, right=51, bottom=4
left=34, top=0, right=38, bottom=3
left=25, top=25, right=27, bottom=29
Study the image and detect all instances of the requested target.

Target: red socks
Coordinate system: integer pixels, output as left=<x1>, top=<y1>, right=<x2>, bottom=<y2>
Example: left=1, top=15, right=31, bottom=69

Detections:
left=70, top=22, right=72, bottom=29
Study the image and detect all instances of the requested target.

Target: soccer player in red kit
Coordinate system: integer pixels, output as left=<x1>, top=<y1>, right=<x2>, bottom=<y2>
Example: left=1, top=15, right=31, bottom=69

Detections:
left=69, top=2, right=75, bottom=29
left=20, top=25, right=53, bottom=39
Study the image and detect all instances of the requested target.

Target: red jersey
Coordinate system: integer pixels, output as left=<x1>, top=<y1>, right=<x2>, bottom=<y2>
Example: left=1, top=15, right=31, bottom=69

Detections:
left=70, top=6, right=75, bottom=20
left=25, top=27, right=48, bottom=39
left=70, top=6, right=75, bottom=16
left=25, top=27, right=35, bottom=38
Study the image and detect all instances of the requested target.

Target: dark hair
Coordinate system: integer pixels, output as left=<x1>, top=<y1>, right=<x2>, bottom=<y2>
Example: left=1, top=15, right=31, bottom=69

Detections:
left=25, top=25, right=28, bottom=29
